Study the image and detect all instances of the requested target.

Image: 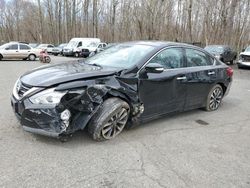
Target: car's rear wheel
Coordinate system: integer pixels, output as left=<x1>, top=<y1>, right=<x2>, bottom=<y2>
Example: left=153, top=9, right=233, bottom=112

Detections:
left=74, top=52, right=79, bottom=57
left=88, top=98, right=130, bottom=141
left=28, top=54, right=36, bottom=61
left=205, top=84, right=223, bottom=111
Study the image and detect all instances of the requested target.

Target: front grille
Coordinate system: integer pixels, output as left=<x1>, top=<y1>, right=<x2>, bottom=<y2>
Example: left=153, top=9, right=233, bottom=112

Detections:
left=18, top=83, right=31, bottom=98
left=82, top=49, right=89, bottom=53
left=241, top=55, right=250, bottom=61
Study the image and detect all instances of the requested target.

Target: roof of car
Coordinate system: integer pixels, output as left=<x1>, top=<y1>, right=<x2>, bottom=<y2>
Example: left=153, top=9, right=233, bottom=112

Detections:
left=122, top=41, right=197, bottom=48
left=205, top=45, right=229, bottom=48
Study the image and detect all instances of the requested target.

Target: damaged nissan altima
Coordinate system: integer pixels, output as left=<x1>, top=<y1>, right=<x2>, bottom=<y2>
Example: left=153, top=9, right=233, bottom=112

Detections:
left=11, top=41, right=233, bottom=141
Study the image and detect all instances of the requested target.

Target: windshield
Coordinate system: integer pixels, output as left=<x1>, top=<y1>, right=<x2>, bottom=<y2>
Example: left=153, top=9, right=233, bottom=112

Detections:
left=58, top=43, right=67, bottom=48
left=245, top=46, right=250, bottom=52
left=0, top=44, right=8, bottom=49
left=37, top=44, right=47, bottom=48
left=67, top=41, right=78, bottom=48
left=85, top=44, right=154, bottom=69
left=205, top=46, right=225, bottom=54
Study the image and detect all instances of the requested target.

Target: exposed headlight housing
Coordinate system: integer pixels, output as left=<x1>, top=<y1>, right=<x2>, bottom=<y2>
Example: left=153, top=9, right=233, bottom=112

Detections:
left=29, top=88, right=66, bottom=105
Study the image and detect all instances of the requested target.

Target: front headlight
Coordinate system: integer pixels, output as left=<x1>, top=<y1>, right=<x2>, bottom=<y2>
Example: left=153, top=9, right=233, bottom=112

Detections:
left=29, top=88, right=66, bottom=105
left=215, top=54, right=221, bottom=59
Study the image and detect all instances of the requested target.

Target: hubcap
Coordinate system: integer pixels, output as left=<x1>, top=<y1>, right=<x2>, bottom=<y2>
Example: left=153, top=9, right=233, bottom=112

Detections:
left=29, top=55, right=35, bottom=61
left=209, top=87, right=223, bottom=110
left=101, top=108, right=128, bottom=139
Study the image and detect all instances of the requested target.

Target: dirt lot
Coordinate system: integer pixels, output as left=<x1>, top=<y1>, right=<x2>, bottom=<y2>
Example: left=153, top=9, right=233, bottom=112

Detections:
left=0, top=56, right=250, bottom=188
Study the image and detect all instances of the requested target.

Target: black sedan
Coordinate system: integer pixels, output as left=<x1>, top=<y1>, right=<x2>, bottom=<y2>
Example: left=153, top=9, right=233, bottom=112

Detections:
left=204, top=45, right=237, bottom=65
left=11, top=41, right=233, bottom=141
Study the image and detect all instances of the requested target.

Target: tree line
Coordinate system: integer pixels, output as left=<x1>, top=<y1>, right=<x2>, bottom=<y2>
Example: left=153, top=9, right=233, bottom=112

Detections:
left=0, top=0, right=250, bottom=51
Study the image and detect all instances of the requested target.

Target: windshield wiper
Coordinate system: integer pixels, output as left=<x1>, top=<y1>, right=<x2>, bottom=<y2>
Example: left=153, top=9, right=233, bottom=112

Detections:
left=91, top=63, right=102, bottom=68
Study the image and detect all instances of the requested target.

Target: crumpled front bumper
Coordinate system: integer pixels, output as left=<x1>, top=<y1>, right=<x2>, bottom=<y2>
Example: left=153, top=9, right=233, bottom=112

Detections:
left=11, top=95, right=67, bottom=138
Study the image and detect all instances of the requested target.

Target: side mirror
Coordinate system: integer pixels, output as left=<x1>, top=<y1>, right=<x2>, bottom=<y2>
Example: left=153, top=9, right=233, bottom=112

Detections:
left=242, top=49, right=245, bottom=52
left=145, top=63, right=164, bottom=74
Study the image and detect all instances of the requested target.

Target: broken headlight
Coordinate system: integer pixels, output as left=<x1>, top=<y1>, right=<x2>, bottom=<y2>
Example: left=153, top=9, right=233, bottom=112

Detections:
left=29, top=88, right=66, bottom=105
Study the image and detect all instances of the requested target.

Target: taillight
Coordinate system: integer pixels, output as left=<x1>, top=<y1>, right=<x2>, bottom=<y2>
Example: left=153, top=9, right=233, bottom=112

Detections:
left=226, top=67, right=233, bottom=77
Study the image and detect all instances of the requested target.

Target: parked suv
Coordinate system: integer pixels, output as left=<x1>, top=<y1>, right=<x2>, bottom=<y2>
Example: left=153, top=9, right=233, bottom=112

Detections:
left=52, top=43, right=67, bottom=56
left=204, top=45, right=237, bottom=65
left=79, top=42, right=107, bottom=57
left=0, top=42, right=41, bottom=61
left=36, top=44, right=55, bottom=54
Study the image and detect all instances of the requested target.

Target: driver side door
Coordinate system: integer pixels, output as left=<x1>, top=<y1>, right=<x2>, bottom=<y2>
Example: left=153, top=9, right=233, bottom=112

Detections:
left=138, top=47, right=187, bottom=120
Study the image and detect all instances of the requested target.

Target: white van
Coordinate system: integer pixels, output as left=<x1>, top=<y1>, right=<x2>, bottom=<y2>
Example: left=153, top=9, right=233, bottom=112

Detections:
left=63, top=38, right=101, bottom=57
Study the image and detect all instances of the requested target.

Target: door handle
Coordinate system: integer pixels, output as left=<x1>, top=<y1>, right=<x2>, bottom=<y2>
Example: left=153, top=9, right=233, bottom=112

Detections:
left=177, top=76, right=187, bottom=80
left=208, top=71, right=215, bottom=75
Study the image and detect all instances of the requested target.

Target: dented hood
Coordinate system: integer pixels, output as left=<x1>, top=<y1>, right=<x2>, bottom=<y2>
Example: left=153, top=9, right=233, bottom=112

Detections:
left=20, top=62, right=119, bottom=87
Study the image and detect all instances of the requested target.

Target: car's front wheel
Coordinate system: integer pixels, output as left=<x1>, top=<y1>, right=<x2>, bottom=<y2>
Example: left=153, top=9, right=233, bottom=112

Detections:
left=205, top=84, right=224, bottom=111
left=88, top=98, right=130, bottom=141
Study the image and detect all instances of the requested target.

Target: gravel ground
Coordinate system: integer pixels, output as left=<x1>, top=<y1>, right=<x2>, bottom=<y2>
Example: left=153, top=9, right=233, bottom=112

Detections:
left=0, top=56, right=250, bottom=188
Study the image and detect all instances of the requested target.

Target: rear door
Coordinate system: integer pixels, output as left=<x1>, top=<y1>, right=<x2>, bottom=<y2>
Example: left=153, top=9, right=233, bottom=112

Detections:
left=183, top=48, right=217, bottom=110
left=19, top=44, right=31, bottom=58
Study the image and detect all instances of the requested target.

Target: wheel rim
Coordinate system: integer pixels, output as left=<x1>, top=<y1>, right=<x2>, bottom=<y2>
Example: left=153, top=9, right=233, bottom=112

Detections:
left=101, top=108, right=128, bottom=139
left=29, top=55, right=35, bottom=61
left=209, top=87, right=223, bottom=110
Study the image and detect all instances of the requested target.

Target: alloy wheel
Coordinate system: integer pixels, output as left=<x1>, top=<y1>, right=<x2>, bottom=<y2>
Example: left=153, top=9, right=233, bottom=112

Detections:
left=101, top=108, right=128, bottom=139
left=209, top=87, right=223, bottom=110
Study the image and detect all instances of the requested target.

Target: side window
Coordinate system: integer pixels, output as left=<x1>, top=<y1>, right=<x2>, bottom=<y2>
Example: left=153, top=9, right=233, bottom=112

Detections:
left=7, top=44, right=18, bottom=50
left=103, top=44, right=107, bottom=48
left=98, top=44, right=102, bottom=48
left=148, top=48, right=184, bottom=69
left=77, top=42, right=82, bottom=47
left=186, top=48, right=213, bottom=67
left=20, top=44, right=31, bottom=50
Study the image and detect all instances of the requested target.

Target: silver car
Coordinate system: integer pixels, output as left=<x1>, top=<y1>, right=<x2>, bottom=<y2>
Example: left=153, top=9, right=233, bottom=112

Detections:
left=36, top=44, right=55, bottom=54
left=0, top=42, right=41, bottom=61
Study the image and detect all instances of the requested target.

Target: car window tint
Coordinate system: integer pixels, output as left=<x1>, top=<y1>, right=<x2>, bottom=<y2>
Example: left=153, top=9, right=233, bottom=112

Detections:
left=148, top=48, right=184, bottom=69
left=98, top=44, right=102, bottom=48
left=8, top=44, right=18, bottom=50
left=78, top=42, right=82, bottom=47
left=186, top=48, right=213, bottom=67
left=20, top=44, right=31, bottom=50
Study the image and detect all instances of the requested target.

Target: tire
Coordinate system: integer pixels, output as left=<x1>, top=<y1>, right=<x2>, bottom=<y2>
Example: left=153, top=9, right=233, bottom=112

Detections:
left=74, top=52, right=79, bottom=57
left=88, top=98, right=130, bottom=141
left=205, top=84, right=224, bottom=111
left=28, top=54, right=36, bottom=61
left=45, top=56, right=51, bottom=63
left=53, top=53, right=58, bottom=56
left=0, top=54, right=3, bottom=61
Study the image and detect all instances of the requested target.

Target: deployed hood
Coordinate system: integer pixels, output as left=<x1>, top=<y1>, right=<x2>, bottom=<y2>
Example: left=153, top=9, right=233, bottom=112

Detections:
left=20, top=62, right=119, bottom=87
left=240, top=51, right=250, bottom=56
